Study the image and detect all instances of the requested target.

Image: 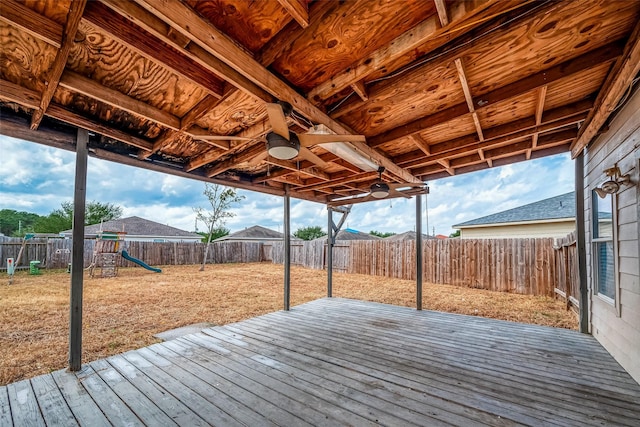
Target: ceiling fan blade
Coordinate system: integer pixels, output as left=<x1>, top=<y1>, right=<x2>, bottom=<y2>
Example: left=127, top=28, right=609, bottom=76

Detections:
left=388, top=182, right=425, bottom=190
left=247, top=150, right=269, bottom=166
left=389, top=188, right=413, bottom=199
left=298, top=133, right=366, bottom=146
left=298, top=147, right=330, bottom=168
left=266, top=103, right=290, bottom=140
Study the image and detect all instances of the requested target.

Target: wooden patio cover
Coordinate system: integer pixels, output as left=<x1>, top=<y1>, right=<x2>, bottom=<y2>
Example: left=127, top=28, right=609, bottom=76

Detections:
left=1, top=0, right=640, bottom=204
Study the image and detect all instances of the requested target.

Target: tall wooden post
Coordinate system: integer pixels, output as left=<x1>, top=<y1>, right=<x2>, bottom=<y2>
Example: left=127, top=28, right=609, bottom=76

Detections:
left=416, top=194, right=423, bottom=310
left=575, top=151, right=589, bottom=333
left=69, top=128, right=88, bottom=371
left=283, top=186, right=291, bottom=311
left=327, top=207, right=333, bottom=297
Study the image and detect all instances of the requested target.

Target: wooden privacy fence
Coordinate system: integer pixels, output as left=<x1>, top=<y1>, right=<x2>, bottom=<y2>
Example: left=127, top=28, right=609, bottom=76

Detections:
left=553, top=232, right=579, bottom=311
left=270, top=238, right=561, bottom=296
left=0, top=237, right=263, bottom=269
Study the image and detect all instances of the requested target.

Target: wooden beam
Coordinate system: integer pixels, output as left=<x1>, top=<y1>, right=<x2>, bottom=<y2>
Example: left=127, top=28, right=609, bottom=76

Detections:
left=392, top=97, right=592, bottom=166
left=454, top=58, right=486, bottom=152
left=205, top=144, right=265, bottom=177
left=436, top=159, right=455, bottom=176
left=367, top=42, right=621, bottom=147
left=411, top=135, right=431, bottom=155
left=0, top=0, right=62, bottom=47
left=528, top=85, right=547, bottom=159
left=83, top=2, right=224, bottom=98
left=59, top=71, right=181, bottom=129
left=184, top=147, right=226, bottom=172
left=133, top=0, right=420, bottom=184
left=434, top=0, right=449, bottom=26
left=1, top=78, right=154, bottom=151
left=140, top=94, right=228, bottom=159
left=307, top=0, right=513, bottom=102
left=350, top=81, right=369, bottom=102
left=571, top=18, right=640, bottom=157
left=297, top=171, right=378, bottom=193
left=264, top=158, right=330, bottom=180
left=277, top=0, right=309, bottom=28
left=31, top=0, right=88, bottom=130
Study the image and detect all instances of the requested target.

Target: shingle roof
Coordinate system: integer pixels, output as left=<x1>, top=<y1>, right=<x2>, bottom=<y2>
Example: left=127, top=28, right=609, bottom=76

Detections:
left=314, top=228, right=381, bottom=241
left=62, top=216, right=201, bottom=238
left=453, top=192, right=576, bottom=228
left=220, top=225, right=284, bottom=240
left=384, top=231, right=433, bottom=241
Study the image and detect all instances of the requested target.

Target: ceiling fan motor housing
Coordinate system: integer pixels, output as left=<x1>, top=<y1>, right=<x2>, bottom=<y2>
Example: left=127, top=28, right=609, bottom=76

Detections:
left=267, top=132, right=300, bottom=160
left=371, top=181, right=390, bottom=198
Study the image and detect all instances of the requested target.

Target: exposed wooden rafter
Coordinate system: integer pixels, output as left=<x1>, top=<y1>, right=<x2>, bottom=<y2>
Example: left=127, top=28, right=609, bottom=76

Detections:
left=30, top=0, right=87, bottom=130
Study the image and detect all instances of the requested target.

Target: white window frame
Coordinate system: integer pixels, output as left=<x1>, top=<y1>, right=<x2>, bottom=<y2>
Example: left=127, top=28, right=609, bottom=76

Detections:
left=591, top=189, right=620, bottom=315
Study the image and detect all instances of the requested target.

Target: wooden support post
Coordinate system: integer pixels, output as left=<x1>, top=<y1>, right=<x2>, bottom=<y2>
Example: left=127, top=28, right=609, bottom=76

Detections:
left=283, top=186, right=291, bottom=311
left=327, top=207, right=333, bottom=297
left=416, top=194, right=423, bottom=311
left=69, top=128, right=88, bottom=371
left=575, top=151, right=589, bottom=333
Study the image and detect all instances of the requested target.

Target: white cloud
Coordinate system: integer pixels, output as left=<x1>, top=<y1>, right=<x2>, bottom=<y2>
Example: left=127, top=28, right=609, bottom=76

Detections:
left=1, top=138, right=575, bottom=236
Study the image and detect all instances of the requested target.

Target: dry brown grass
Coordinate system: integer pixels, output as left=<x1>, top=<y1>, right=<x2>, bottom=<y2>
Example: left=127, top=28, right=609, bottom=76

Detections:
left=0, top=263, right=577, bottom=385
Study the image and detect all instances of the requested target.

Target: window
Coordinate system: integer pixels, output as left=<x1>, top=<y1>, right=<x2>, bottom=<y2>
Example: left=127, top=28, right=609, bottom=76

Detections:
left=592, top=190, right=615, bottom=301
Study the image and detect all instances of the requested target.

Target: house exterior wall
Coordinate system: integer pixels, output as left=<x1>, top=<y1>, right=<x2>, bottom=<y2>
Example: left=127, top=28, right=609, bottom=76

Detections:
left=459, top=220, right=575, bottom=239
left=584, top=87, right=640, bottom=383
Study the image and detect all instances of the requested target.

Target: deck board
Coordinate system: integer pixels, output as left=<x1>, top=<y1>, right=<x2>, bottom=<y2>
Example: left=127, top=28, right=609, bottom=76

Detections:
left=5, top=297, right=640, bottom=426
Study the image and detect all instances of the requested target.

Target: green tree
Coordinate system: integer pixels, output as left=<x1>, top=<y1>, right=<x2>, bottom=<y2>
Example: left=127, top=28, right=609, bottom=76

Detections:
left=370, top=230, right=396, bottom=238
left=194, top=183, right=244, bottom=270
left=198, top=227, right=230, bottom=243
left=449, top=230, right=461, bottom=238
left=0, top=209, right=42, bottom=236
left=294, top=226, right=326, bottom=241
left=33, top=201, right=123, bottom=233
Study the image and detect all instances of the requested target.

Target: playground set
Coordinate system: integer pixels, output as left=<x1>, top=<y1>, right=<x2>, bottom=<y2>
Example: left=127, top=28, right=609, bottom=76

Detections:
left=89, top=230, right=161, bottom=278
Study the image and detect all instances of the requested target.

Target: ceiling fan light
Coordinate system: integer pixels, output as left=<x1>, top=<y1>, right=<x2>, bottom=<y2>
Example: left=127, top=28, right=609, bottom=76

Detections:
left=370, top=182, right=390, bottom=198
left=266, top=132, right=299, bottom=160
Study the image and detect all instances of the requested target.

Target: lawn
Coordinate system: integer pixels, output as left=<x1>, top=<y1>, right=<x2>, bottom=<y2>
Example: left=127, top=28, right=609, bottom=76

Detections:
left=0, top=263, right=577, bottom=385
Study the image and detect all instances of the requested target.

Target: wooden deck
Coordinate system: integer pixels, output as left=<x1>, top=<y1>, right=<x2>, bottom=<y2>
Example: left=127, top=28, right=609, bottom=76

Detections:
left=3, top=298, right=640, bottom=426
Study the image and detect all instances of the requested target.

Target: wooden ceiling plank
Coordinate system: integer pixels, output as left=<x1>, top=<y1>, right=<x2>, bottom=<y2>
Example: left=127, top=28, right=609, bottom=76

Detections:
left=0, top=0, right=62, bottom=47
left=276, top=0, right=309, bottom=29
left=101, top=0, right=272, bottom=102
left=134, top=0, right=420, bottom=184
left=571, top=19, right=640, bottom=157
left=84, top=2, right=224, bottom=98
left=59, top=70, right=181, bottom=129
left=308, top=0, right=515, bottom=102
left=1, top=78, right=153, bottom=151
left=30, top=0, right=88, bottom=130
left=367, top=42, right=621, bottom=147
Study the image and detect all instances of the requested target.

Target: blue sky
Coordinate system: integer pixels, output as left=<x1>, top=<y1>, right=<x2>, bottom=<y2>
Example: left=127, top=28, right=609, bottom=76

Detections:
left=0, top=135, right=575, bottom=235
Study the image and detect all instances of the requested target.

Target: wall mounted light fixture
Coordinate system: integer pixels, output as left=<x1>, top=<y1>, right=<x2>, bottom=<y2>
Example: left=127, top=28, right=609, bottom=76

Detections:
left=594, top=166, right=632, bottom=198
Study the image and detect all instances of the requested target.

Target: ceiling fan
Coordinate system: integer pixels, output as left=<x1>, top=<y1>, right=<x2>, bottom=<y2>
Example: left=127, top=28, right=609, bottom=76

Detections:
left=195, top=100, right=368, bottom=168
left=363, top=166, right=426, bottom=200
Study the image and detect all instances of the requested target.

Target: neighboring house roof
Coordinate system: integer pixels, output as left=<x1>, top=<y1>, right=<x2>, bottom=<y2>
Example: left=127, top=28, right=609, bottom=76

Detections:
left=314, top=228, right=381, bottom=241
left=214, top=225, right=299, bottom=242
left=453, top=192, right=576, bottom=228
left=384, top=231, right=433, bottom=241
left=61, top=216, right=201, bottom=239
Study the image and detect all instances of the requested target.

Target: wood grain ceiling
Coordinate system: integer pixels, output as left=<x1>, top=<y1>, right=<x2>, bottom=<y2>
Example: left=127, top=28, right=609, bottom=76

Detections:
left=1, top=0, right=639, bottom=204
